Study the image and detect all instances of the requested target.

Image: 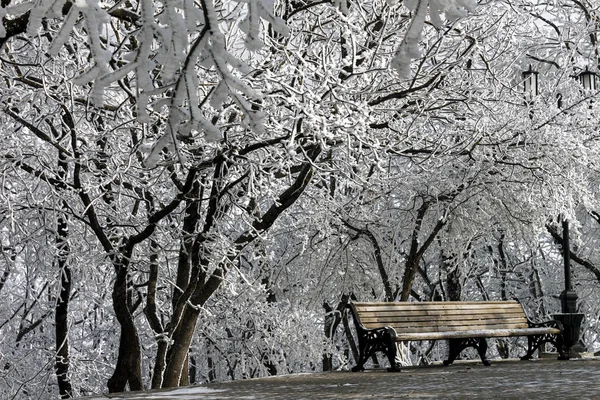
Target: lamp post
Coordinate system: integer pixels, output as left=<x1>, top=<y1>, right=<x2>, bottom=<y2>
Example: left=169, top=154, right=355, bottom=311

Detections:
left=579, top=67, right=597, bottom=91
left=559, top=218, right=578, bottom=314
left=522, top=65, right=593, bottom=358
left=559, top=67, right=597, bottom=315
left=523, top=65, right=539, bottom=101
left=551, top=67, right=596, bottom=359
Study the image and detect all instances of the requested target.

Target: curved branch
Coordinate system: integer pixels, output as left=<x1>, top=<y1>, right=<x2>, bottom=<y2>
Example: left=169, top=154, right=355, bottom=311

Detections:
left=546, top=224, right=600, bottom=285
left=342, top=220, right=394, bottom=302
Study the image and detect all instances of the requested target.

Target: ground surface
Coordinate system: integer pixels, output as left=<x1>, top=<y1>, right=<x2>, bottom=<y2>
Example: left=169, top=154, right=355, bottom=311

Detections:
left=86, top=357, right=600, bottom=399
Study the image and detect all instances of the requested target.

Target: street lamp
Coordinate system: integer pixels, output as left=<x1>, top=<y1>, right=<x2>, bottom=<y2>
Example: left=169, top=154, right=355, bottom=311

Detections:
left=560, top=218, right=577, bottom=314
left=524, top=65, right=587, bottom=358
left=522, top=65, right=539, bottom=101
left=551, top=67, right=595, bottom=359
left=579, top=67, right=597, bottom=91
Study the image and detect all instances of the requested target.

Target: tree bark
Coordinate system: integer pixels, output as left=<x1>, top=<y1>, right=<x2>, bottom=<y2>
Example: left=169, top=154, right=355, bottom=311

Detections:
left=161, top=146, right=321, bottom=387
left=161, top=305, right=200, bottom=388
left=107, top=265, right=143, bottom=393
left=54, top=129, right=72, bottom=398
left=399, top=201, right=446, bottom=301
left=55, top=208, right=72, bottom=398
left=446, top=267, right=461, bottom=301
left=145, top=239, right=167, bottom=389
left=342, top=222, right=393, bottom=301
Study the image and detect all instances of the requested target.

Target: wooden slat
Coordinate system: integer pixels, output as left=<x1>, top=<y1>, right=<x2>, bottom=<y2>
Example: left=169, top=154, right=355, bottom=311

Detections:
left=361, top=317, right=528, bottom=329
left=363, top=322, right=531, bottom=332
left=359, top=312, right=525, bottom=321
left=354, top=301, right=521, bottom=307
left=362, top=317, right=527, bottom=327
left=357, top=310, right=526, bottom=319
left=395, top=327, right=560, bottom=341
left=348, top=301, right=559, bottom=343
left=354, top=301, right=519, bottom=306
left=354, top=303, right=523, bottom=312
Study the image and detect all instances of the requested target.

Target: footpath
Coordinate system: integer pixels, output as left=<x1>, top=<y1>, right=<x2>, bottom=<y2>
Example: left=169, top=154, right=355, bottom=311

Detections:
left=89, top=357, right=600, bottom=399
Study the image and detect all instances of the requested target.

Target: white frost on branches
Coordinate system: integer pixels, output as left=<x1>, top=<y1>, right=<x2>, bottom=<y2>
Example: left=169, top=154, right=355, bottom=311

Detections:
left=142, top=0, right=287, bottom=167
left=13, top=0, right=478, bottom=160
left=17, top=0, right=290, bottom=166
left=392, top=0, right=477, bottom=78
left=71, top=0, right=112, bottom=105
left=239, top=0, right=290, bottom=50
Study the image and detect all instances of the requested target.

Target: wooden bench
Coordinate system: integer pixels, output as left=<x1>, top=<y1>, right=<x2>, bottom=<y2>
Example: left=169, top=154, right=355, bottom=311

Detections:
left=347, top=300, right=565, bottom=371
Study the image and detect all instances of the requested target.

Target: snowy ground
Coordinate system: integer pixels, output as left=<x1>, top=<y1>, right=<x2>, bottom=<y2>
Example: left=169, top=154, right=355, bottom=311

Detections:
left=86, top=357, right=600, bottom=399
left=87, top=387, right=232, bottom=400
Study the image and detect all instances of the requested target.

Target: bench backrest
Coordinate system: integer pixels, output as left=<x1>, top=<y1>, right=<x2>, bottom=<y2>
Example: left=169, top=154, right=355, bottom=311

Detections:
left=349, top=300, right=529, bottom=334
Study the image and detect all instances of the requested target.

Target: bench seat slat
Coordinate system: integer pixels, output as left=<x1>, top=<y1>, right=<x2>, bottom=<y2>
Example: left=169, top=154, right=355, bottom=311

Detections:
left=395, top=327, right=561, bottom=341
left=359, top=314, right=528, bottom=323
left=353, top=302, right=524, bottom=312
left=365, top=322, right=533, bottom=332
left=362, top=318, right=529, bottom=330
left=355, top=302, right=523, bottom=306
left=354, top=301, right=521, bottom=306
left=359, top=310, right=525, bottom=319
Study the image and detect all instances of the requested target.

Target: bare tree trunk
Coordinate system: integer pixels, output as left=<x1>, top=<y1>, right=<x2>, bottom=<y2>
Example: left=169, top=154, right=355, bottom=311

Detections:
left=323, top=295, right=350, bottom=371
left=162, top=305, right=200, bottom=388
left=446, top=267, right=461, bottom=301
left=54, top=207, right=72, bottom=398
left=342, top=222, right=393, bottom=301
left=54, top=218, right=73, bottom=399
left=54, top=139, right=72, bottom=398
left=145, top=239, right=167, bottom=389
left=497, top=234, right=509, bottom=301
left=399, top=201, right=446, bottom=301
left=179, top=355, right=190, bottom=386
left=189, top=353, right=197, bottom=384
left=107, top=265, right=143, bottom=393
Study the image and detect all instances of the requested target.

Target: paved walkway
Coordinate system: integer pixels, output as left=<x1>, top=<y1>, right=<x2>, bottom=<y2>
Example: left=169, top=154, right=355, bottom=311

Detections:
left=91, top=357, right=600, bottom=399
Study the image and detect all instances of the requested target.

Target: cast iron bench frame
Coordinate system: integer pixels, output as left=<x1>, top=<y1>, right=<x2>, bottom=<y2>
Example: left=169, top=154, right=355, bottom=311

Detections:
left=347, top=300, right=565, bottom=372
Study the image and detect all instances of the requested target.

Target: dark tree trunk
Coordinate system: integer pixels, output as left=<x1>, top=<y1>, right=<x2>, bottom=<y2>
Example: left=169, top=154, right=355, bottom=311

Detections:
left=323, top=295, right=351, bottom=371
left=107, top=265, right=143, bottom=393
left=145, top=239, right=165, bottom=389
left=189, top=353, right=197, bottom=384
left=398, top=201, right=446, bottom=302
left=446, top=267, right=461, bottom=301
left=55, top=212, right=72, bottom=398
left=55, top=141, right=72, bottom=398
left=162, top=305, right=200, bottom=388
left=497, top=234, right=509, bottom=301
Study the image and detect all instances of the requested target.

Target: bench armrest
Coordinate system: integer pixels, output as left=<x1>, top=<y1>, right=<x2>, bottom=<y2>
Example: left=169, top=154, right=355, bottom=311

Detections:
left=528, top=319, right=563, bottom=331
left=513, top=298, right=563, bottom=332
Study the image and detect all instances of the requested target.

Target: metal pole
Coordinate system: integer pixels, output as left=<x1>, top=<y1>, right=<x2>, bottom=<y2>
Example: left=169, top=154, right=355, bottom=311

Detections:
left=560, top=218, right=578, bottom=314
left=555, top=217, right=583, bottom=359
left=562, top=219, right=571, bottom=292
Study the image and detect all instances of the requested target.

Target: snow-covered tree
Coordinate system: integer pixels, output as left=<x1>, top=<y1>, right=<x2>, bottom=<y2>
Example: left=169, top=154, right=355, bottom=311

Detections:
left=3, top=0, right=600, bottom=397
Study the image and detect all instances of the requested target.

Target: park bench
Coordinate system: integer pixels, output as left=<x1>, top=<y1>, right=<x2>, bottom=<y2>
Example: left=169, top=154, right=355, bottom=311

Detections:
left=347, top=300, right=565, bottom=372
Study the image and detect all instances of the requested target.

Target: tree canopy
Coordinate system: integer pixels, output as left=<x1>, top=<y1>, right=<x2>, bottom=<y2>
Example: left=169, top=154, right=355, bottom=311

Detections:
left=2, top=0, right=600, bottom=397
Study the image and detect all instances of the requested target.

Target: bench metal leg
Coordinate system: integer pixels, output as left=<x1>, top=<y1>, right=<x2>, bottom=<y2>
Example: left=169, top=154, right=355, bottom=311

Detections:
left=386, top=341, right=401, bottom=372
left=521, top=333, right=565, bottom=361
left=444, top=339, right=463, bottom=365
left=352, top=326, right=400, bottom=372
left=444, top=338, right=490, bottom=366
left=476, top=338, right=491, bottom=366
